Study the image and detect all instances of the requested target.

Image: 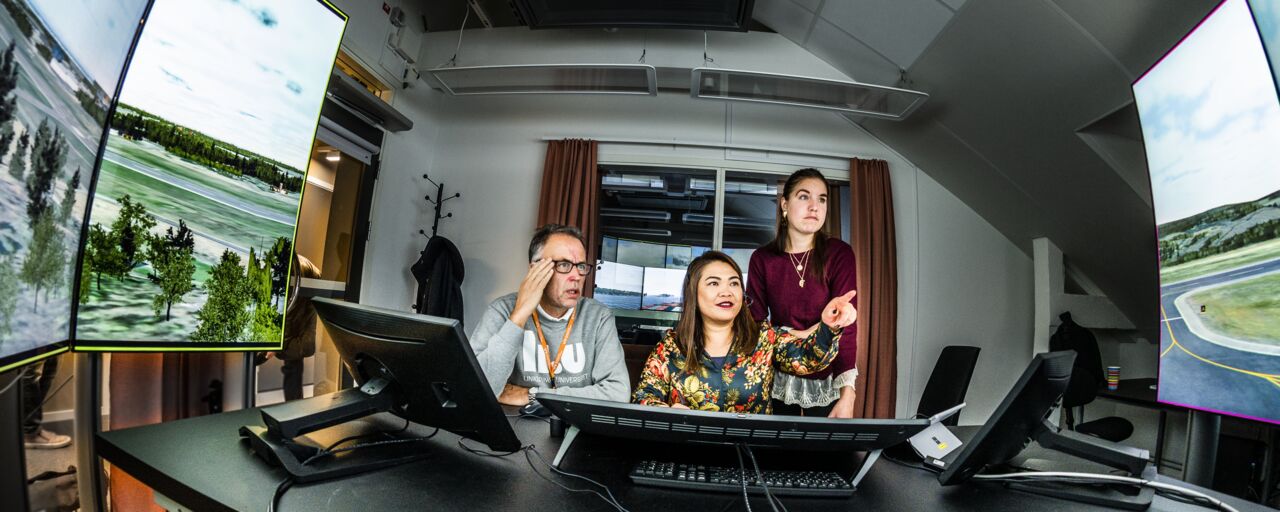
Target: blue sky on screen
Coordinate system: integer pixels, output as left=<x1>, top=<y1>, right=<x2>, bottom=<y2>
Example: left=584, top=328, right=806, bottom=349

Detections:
left=1253, top=0, right=1280, bottom=87
left=644, top=268, right=686, bottom=298
left=117, top=0, right=343, bottom=169
left=1135, top=0, right=1280, bottom=226
left=28, top=0, right=148, bottom=92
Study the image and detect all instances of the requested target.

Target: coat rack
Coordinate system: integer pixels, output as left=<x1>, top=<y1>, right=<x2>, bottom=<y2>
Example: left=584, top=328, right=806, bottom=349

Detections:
left=419, top=173, right=461, bottom=238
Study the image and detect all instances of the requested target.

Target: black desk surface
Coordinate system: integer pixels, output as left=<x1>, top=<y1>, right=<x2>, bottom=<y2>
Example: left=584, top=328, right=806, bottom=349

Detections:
left=97, top=407, right=1266, bottom=512
left=1097, top=378, right=1163, bottom=407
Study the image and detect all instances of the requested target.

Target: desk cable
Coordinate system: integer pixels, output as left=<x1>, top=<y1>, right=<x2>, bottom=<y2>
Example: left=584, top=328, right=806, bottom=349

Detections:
left=268, top=423, right=440, bottom=512
left=971, top=471, right=1239, bottom=512
left=736, top=443, right=788, bottom=512
left=523, top=445, right=630, bottom=512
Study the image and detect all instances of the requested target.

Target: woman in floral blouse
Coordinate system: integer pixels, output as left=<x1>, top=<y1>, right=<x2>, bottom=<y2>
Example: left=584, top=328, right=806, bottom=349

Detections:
left=632, top=251, right=856, bottom=414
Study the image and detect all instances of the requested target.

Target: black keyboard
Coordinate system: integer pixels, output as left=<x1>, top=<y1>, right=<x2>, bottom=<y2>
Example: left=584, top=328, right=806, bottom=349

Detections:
left=629, top=460, right=854, bottom=498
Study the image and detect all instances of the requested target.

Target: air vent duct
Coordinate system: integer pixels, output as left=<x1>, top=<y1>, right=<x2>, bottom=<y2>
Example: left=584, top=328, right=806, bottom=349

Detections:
left=430, top=64, right=657, bottom=96
left=691, top=68, right=928, bottom=121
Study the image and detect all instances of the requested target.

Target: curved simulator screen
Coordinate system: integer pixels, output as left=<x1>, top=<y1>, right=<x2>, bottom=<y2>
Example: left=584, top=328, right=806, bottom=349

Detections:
left=1136, top=0, right=1280, bottom=424
left=74, top=0, right=346, bottom=350
left=0, top=0, right=150, bottom=373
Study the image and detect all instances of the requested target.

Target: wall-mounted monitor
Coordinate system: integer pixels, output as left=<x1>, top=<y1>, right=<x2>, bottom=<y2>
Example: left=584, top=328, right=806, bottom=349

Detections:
left=0, top=0, right=151, bottom=373
left=616, top=238, right=665, bottom=268
left=594, top=261, right=642, bottom=310
left=1136, top=0, right=1280, bottom=424
left=73, top=0, right=346, bottom=351
left=641, top=267, right=684, bottom=312
left=1253, top=0, right=1279, bottom=93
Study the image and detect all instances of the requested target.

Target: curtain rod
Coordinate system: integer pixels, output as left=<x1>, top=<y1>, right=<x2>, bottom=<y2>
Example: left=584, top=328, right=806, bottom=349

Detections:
left=539, top=136, right=861, bottom=161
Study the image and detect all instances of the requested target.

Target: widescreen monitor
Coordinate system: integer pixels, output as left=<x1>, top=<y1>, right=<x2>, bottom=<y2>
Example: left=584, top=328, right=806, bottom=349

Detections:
left=616, top=238, right=665, bottom=268
left=243, top=298, right=521, bottom=482
left=0, top=0, right=151, bottom=373
left=641, top=267, right=684, bottom=312
left=1135, top=0, right=1280, bottom=424
left=594, top=261, right=642, bottom=310
left=1252, top=0, right=1279, bottom=94
left=74, top=0, right=347, bottom=351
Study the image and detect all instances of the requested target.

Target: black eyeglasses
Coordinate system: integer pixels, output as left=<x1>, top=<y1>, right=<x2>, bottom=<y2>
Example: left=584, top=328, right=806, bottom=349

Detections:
left=552, top=260, right=594, bottom=275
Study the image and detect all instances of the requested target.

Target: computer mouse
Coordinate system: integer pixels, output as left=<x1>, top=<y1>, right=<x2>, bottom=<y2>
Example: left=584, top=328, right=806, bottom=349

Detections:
left=520, top=399, right=552, bottom=418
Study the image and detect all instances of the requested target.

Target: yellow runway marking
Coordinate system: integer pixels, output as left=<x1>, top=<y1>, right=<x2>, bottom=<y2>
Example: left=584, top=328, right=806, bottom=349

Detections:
left=1160, top=304, right=1280, bottom=390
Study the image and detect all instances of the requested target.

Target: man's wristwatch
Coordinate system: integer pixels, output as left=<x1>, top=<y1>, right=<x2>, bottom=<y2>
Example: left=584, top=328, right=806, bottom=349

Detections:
left=528, top=387, right=538, bottom=401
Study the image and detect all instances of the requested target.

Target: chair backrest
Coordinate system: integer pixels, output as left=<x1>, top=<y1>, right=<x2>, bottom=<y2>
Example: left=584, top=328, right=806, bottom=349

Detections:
left=1049, top=316, right=1103, bottom=408
left=915, top=345, right=981, bottom=427
left=622, top=343, right=654, bottom=393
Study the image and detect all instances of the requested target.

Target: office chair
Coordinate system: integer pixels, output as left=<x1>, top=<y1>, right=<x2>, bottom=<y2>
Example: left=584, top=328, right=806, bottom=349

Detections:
left=1052, top=312, right=1134, bottom=443
left=915, top=345, right=981, bottom=426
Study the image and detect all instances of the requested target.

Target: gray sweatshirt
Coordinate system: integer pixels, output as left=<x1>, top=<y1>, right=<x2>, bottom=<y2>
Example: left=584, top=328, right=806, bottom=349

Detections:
left=469, top=294, right=630, bottom=402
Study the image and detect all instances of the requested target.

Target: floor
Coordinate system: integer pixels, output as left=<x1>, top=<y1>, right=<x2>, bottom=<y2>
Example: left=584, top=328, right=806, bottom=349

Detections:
left=24, top=421, right=78, bottom=511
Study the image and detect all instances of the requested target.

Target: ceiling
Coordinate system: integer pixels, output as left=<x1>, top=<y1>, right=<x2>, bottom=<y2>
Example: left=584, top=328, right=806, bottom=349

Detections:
left=417, top=0, right=1222, bottom=333
left=755, top=0, right=1219, bottom=333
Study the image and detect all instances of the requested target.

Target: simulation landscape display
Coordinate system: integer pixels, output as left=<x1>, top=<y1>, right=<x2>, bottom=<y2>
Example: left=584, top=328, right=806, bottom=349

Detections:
left=74, top=0, right=345, bottom=349
left=594, top=236, right=711, bottom=313
left=1135, top=0, right=1280, bottom=424
left=0, top=0, right=150, bottom=372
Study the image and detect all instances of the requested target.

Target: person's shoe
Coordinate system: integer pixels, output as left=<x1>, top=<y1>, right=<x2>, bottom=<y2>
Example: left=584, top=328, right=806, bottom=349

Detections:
left=24, top=429, right=71, bottom=449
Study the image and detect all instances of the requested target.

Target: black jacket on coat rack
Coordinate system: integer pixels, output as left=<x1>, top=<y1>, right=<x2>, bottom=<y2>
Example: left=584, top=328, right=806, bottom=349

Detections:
left=411, top=236, right=465, bottom=325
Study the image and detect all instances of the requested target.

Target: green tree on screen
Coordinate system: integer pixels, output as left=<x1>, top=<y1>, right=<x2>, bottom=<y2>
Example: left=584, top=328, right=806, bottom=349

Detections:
left=147, top=220, right=196, bottom=321
left=77, top=253, right=91, bottom=305
left=268, top=237, right=291, bottom=305
left=0, top=42, right=18, bottom=158
left=247, top=247, right=281, bottom=343
left=192, top=250, right=250, bottom=342
left=25, top=120, right=66, bottom=226
left=84, top=223, right=122, bottom=292
left=58, top=167, right=80, bottom=225
left=0, top=255, right=18, bottom=335
left=20, top=211, right=66, bottom=311
left=8, top=131, right=27, bottom=180
left=109, top=194, right=156, bottom=277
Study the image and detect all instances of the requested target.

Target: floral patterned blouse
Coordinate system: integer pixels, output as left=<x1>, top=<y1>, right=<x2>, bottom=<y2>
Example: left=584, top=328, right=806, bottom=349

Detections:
left=632, top=323, right=839, bottom=414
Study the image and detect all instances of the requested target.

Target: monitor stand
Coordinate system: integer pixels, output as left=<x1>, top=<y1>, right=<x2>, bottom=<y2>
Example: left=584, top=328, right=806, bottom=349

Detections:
left=239, top=378, right=434, bottom=483
left=551, top=425, right=885, bottom=490
left=1002, top=418, right=1154, bottom=510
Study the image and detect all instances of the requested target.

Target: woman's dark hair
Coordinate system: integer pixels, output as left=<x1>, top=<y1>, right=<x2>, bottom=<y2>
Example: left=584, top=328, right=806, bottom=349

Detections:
left=674, top=251, right=757, bottom=373
left=768, top=168, right=830, bottom=283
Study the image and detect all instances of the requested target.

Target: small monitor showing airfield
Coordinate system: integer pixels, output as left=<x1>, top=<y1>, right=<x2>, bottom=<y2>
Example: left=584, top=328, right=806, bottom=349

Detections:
left=1135, top=0, right=1280, bottom=424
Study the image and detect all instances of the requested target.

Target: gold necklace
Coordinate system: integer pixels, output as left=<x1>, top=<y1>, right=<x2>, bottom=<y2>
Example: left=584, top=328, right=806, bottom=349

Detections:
left=787, top=249, right=812, bottom=288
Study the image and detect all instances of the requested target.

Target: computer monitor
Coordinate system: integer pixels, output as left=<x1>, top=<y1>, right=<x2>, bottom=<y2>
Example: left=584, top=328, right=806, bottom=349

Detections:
left=73, top=0, right=346, bottom=351
left=1135, top=0, right=1280, bottom=427
left=538, top=394, right=929, bottom=489
left=240, top=298, right=521, bottom=482
left=938, top=351, right=1153, bottom=508
left=0, top=0, right=151, bottom=373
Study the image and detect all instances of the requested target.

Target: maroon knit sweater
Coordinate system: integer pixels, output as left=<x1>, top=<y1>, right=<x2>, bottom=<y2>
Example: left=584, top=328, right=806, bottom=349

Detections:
left=746, top=238, right=857, bottom=380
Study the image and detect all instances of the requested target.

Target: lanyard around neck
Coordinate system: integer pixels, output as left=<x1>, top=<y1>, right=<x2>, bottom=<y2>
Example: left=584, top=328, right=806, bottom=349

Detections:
left=531, top=307, right=577, bottom=386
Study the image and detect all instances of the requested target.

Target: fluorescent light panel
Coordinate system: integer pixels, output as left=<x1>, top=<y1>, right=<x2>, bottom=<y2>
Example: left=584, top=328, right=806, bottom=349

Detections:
left=691, top=67, right=929, bottom=121
left=430, top=64, right=657, bottom=96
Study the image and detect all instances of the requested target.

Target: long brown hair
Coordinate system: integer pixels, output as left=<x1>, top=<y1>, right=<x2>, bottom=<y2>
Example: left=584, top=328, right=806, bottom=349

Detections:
left=769, top=168, right=829, bottom=283
left=674, top=251, right=757, bottom=373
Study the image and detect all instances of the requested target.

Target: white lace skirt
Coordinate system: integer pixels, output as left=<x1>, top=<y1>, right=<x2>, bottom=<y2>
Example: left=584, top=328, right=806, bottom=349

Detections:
left=771, top=368, right=859, bottom=408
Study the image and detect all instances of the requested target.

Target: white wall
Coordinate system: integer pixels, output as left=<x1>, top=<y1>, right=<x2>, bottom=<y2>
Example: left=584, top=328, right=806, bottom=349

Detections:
left=353, top=26, right=1036, bottom=423
left=910, top=173, right=1036, bottom=424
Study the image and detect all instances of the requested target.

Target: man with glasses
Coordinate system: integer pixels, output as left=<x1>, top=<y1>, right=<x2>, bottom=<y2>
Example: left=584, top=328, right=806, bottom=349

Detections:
left=470, top=224, right=630, bottom=406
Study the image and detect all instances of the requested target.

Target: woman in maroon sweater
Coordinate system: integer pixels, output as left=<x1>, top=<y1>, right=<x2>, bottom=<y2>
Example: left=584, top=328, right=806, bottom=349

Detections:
left=747, top=168, right=859, bottom=418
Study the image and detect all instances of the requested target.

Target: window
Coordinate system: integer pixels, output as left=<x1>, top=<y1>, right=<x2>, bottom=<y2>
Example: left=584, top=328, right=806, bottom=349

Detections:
left=597, top=165, right=849, bottom=341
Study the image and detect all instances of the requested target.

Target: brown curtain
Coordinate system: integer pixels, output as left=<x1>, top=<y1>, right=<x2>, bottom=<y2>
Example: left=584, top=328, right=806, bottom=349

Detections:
left=536, top=139, right=600, bottom=295
left=849, top=158, right=898, bottom=419
left=108, top=353, right=226, bottom=511
left=825, top=184, right=843, bottom=240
